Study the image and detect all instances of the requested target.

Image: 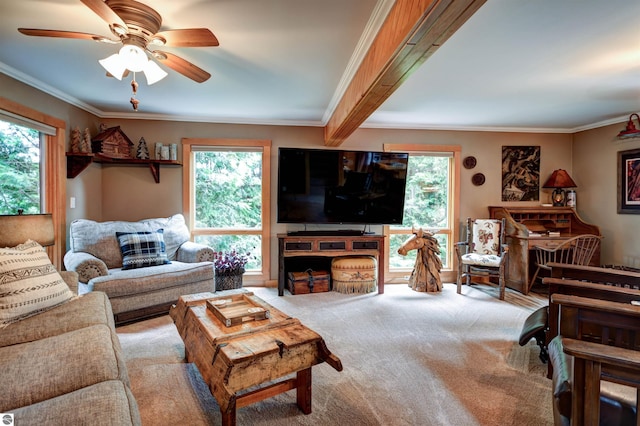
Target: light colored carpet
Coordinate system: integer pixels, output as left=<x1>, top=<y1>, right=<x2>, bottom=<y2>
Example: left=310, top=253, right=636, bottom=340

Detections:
left=116, top=283, right=552, bottom=426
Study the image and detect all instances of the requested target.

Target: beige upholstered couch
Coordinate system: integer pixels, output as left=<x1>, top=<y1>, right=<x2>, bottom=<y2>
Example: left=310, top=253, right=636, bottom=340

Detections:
left=0, top=270, right=141, bottom=425
left=64, top=214, right=215, bottom=323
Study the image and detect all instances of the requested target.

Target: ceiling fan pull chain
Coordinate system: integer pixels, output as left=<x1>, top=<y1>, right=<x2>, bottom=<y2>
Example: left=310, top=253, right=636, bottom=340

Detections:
left=130, top=73, right=140, bottom=111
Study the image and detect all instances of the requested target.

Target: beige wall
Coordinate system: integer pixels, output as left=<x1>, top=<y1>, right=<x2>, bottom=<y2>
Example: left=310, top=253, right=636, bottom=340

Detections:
left=5, top=73, right=636, bottom=275
left=573, top=123, right=640, bottom=266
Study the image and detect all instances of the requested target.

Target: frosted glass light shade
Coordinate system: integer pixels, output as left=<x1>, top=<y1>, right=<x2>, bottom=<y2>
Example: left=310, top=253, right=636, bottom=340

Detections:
left=118, top=44, right=148, bottom=72
left=142, top=60, right=168, bottom=85
left=98, top=53, right=127, bottom=80
left=99, top=44, right=168, bottom=85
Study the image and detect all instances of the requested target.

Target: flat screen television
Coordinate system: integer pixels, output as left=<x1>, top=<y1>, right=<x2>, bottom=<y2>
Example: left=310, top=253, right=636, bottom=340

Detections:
left=277, top=148, right=409, bottom=225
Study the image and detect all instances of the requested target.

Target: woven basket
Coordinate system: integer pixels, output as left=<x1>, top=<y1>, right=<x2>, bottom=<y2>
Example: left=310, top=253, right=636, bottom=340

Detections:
left=215, top=269, right=244, bottom=291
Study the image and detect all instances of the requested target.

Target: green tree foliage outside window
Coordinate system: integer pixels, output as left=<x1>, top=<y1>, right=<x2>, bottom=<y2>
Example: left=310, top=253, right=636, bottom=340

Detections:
left=389, top=155, right=450, bottom=269
left=0, top=121, right=41, bottom=215
left=194, top=150, right=263, bottom=270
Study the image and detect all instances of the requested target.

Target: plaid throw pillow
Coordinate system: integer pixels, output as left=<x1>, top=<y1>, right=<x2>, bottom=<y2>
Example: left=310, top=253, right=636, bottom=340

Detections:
left=0, top=240, right=74, bottom=328
left=116, top=229, right=171, bottom=270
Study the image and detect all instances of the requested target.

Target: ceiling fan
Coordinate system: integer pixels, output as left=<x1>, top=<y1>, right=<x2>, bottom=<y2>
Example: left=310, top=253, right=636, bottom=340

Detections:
left=18, top=0, right=218, bottom=84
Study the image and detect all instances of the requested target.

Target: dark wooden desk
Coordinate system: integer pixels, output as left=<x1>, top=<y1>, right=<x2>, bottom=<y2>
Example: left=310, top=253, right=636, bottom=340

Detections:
left=277, top=233, right=385, bottom=296
left=489, top=206, right=601, bottom=294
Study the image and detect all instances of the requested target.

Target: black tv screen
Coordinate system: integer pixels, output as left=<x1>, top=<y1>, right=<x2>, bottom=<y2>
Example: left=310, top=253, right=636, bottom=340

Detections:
left=277, top=148, right=409, bottom=225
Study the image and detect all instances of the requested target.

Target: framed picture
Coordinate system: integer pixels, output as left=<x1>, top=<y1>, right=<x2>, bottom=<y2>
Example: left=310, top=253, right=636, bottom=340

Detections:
left=618, top=148, right=640, bottom=214
left=501, top=146, right=540, bottom=201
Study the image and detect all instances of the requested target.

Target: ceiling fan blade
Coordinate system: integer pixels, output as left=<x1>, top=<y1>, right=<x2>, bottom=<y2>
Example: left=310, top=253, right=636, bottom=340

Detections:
left=154, top=29, right=219, bottom=47
left=18, top=28, right=118, bottom=43
left=80, top=0, right=126, bottom=28
left=153, top=51, right=211, bottom=83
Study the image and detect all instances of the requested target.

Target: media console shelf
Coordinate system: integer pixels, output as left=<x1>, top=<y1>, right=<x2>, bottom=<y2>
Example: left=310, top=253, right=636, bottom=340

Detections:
left=277, top=233, right=386, bottom=296
left=66, top=152, right=181, bottom=183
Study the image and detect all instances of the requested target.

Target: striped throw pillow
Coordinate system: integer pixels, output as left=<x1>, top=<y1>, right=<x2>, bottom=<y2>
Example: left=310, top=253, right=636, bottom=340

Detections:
left=116, top=229, right=171, bottom=270
left=0, top=240, right=74, bottom=328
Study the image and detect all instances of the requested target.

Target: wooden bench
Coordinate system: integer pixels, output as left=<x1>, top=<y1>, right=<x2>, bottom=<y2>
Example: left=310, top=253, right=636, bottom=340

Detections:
left=518, top=263, right=640, bottom=372
left=549, top=262, right=640, bottom=289
left=547, top=294, right=640, bottom=426
left=545, top=263, right=640, bottom=362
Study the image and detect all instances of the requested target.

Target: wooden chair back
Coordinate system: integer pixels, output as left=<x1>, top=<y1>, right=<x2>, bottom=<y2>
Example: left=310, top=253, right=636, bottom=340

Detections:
left=530, top=234, right=602, bottom=291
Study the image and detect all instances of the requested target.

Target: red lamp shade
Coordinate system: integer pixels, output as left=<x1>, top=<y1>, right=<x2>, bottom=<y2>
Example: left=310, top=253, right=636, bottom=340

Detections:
left=543, top=169, right=577, bottom=189
left=543, top=169, right=576, bottom=206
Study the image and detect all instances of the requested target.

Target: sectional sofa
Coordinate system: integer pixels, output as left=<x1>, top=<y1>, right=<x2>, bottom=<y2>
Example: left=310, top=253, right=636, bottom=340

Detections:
left=0, top=241, right=141, bottom=425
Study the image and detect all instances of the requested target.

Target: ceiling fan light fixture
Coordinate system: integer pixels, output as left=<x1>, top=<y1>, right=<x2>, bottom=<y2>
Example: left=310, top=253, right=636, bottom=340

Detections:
left=98, top=53, right=127, bottom=80
left=118, top=44, right=148, bottom=72
left=142, top=60, right=168, bottom=85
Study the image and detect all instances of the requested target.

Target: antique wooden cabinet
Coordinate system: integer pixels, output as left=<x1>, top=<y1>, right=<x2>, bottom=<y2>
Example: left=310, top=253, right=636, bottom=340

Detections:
left=488, top=206, right=601, bottom=294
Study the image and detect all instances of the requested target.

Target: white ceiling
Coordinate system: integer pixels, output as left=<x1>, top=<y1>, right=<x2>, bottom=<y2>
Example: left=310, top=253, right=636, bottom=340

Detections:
left=1, top=0, right=639, bottom=134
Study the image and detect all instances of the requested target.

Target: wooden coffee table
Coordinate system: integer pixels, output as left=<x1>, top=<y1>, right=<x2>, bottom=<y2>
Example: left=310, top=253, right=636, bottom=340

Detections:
left=170, top=290, right=342, bottom=426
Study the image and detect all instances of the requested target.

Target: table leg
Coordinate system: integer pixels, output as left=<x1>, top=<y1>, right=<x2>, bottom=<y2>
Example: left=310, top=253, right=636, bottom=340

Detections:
left=221, top=398, right=237, bottom=426
left=296, top=367, right=312, bottom=414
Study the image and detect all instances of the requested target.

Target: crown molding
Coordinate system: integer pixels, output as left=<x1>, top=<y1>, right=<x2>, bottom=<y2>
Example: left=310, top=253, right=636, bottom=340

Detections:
left=1, top=59, right=631, bottom=133
left=0, top=62, right=103, bottom=117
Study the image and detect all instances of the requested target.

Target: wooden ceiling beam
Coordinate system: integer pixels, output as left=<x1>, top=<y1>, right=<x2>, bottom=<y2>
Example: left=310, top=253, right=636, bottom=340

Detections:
left=323, top=0, right=486, bottom=146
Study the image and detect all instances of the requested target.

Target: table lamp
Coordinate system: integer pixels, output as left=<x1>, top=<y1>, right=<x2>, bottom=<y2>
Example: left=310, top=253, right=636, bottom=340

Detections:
left=543, top=169, right=577, bottom=206
left=0, top=212, right=54, bottom=248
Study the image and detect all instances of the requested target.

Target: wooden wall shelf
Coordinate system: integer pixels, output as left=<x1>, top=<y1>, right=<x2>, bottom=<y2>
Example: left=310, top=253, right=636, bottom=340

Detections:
left=66, top=153, right=181, bottom=183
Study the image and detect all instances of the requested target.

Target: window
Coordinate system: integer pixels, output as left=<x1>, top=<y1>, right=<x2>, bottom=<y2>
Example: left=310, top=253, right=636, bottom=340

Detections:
left=0, top=120, right=43, bottom=214
left=182, top=139, right=271, bottom=284
left=0, top=98, right=67, bottom=269
left=384, top=144, right=461, bottom=284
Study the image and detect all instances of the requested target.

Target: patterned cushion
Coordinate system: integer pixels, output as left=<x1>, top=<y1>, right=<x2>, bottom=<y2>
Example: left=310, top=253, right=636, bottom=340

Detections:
left=0, top=240, right=74, bottom=328
left=116, top=230, right=171, bottom=270
left=471, top=219, right=501, bottom=255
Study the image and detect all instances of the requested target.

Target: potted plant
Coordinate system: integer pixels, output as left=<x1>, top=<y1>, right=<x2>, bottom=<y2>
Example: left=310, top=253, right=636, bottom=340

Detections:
left=213, top=250, right=250, bottom=291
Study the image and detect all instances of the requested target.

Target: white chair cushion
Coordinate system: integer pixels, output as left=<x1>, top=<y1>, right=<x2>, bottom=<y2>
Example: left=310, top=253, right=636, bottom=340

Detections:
left=461, top=253, right=502, bottom=267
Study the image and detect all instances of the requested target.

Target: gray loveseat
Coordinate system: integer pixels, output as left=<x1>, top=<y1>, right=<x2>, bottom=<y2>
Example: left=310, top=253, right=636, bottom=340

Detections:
left=64, top=214, right=215, bottom=324
left=0, top=272, right=141, bottom=425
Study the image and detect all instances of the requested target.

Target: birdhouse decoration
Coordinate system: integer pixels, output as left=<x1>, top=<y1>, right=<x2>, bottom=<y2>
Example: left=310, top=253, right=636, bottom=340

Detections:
left=91, top=126, right=134, bottom=159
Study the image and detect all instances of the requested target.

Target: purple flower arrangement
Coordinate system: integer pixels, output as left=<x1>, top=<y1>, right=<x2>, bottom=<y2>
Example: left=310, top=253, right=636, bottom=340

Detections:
left=213, top=250, right=250, bottom=275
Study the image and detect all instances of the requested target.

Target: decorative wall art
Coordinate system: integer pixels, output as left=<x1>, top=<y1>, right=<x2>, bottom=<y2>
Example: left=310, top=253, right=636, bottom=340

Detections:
left=501, top=146, right=540, bottom=201
left=617, top=147, right=640, bottom=214
left=463, top=156, right=477, bottom=169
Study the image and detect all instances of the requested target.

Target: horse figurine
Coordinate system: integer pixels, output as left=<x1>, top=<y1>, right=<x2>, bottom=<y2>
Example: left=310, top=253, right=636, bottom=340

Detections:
left=397, top=227, right=443, bottom=292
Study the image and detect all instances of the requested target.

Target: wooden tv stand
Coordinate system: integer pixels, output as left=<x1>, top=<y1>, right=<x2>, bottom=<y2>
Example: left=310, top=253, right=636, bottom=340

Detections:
left=277, top=233, right=386, bottom=296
